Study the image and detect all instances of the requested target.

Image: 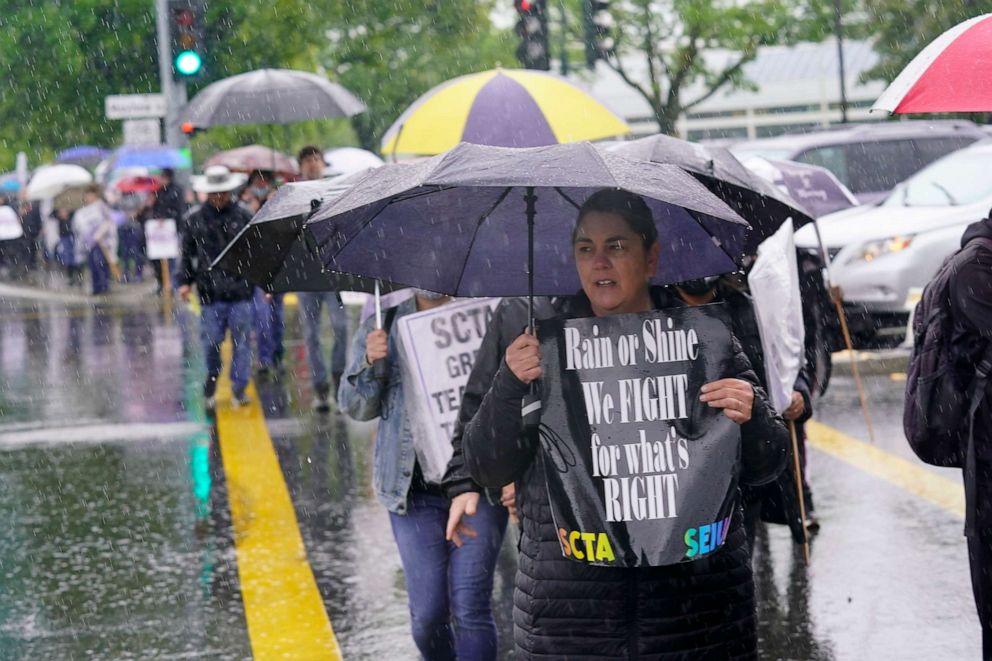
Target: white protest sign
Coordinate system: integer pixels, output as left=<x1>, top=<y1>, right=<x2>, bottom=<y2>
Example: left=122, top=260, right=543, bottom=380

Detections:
left=0, top=206, right=23, bottom=240
left=145, top=218, right=180, bottom=260
left=396, top=297, right=500, bottom=483
left=748, top=220, right=805, bottom=414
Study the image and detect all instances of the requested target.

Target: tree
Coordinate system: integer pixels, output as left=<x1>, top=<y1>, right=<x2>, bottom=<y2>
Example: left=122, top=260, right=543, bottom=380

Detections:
left=0, top=0, right=336, bottom=168
left=860, top=1, right=992, bottom=84
left=320, top=1, right=515, bottom=152
left=577, top=0, right=843, bottom=135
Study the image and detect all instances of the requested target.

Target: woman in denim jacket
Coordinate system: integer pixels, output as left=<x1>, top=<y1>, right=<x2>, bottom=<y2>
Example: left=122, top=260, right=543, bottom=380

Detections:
left=338, top=289, right=509, bottom=661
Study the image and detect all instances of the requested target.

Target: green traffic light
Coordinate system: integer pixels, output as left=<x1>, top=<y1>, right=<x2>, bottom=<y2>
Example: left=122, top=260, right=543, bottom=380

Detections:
left=175, top=50, right=202, bottom=76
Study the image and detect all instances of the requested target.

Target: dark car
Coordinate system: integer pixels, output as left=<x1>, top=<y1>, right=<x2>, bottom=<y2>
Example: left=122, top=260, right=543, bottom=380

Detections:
left=730, top=120, right=986, bottom=205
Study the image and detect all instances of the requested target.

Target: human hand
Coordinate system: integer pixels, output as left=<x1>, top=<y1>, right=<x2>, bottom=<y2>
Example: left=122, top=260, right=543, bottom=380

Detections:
left=506, top=332, right=542, bottom=384
left=501, top=483, right=518, bottom=521
left=783, top=391, right=805, bottom=421
left=700, top=378, right=754, bottom=424
left=178, top=285, right=191, bottom=303
left=446, top=492, right=480, bottom=548
left=365, top=329, right=388, bottom=364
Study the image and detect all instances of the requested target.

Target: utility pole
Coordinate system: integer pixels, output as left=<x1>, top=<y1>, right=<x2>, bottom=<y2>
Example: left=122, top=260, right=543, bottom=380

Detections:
left=559, top=1, right=569, bottom=76
left=834, top=0, right=848, bottom=124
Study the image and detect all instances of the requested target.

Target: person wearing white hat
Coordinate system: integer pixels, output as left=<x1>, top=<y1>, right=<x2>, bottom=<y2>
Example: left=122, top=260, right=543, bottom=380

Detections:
left=178, top=165, right=254, bottom=409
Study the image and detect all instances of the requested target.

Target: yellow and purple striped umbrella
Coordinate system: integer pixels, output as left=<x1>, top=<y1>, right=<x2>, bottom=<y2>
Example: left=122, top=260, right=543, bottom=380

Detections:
left=381, top=68, right=630, bottom=156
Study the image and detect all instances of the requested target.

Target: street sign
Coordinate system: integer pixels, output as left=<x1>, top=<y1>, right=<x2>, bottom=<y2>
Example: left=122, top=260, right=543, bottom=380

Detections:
left=105, top=94, right=167, bottom=120
left=122, top=119, right=162, bottom=146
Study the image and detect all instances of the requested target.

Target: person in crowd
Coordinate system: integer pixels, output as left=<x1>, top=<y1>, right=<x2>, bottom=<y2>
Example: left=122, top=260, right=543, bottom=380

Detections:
left=444, top=188, right=788, bottom=660
left=338, top=288, right=509, bottom=661
left=177, top=166, right=254, bottom=409
left=19, top=200, right=42, bottom=273
left=238, top=170, right=274, bottom=214
left=117, top=192, right=145, bottom=284
left=72, top=184, right=117, bottom=295
left=675, top=270, right=818, bottom=544
left=52, top=205, right=79, bottom=286
left=945, top=213, right=992, bottom=656
left=156, top=168, right=188, bottom=236
left=296, top=146, right=349, bottom=410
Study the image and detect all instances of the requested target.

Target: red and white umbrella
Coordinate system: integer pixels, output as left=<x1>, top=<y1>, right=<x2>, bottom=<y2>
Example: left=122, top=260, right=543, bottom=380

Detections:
left=873, top=13, right=992, bottom=114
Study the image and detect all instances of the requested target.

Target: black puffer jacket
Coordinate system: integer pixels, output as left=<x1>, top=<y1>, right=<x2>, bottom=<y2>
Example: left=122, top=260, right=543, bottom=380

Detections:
left=446, top=288, right=788, bottom=659
left=177, top=201, right=253, bottom=304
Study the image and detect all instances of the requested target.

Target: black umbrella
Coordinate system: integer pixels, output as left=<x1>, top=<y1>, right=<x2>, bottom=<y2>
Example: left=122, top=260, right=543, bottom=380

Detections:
left=211, top=171, right=403, bottom=294
left=609, top=134, right=815, bottom=254
left=180, top=68, right=366, bottom=127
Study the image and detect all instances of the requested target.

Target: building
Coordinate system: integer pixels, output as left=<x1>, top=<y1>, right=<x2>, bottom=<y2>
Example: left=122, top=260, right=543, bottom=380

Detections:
left=580, top=39, right=888, bottom=141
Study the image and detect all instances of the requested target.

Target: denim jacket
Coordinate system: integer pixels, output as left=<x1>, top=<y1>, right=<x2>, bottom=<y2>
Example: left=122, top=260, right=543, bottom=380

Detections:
left=337, top=298, right=419, bottom=514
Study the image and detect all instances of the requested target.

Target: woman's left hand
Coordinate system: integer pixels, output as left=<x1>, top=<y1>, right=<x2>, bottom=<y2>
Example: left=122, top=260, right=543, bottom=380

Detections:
left=700, top=379, right=754, bottom=425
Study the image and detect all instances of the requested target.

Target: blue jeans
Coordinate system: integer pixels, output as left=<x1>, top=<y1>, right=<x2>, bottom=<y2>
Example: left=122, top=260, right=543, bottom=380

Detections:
left=253, top=288, right=284, bottom=369
left=87, top=246, right=110, bottom=295
left=389, top=492, right=508, bottom=661
left=201, top=300, right=252, bottom=396
left=298, top=291, right=348, bottom=387
left=118, top=224, right=144, bottom=282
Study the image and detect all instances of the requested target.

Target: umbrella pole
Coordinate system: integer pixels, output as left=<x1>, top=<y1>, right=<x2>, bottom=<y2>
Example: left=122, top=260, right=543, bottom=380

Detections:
left=373, top=279, right=389, bottom=382
left=522, top=187, right=541, bottom=431
left=790, top=420, right=811, bottom=566
left=811, top=219, right=876, bottom=443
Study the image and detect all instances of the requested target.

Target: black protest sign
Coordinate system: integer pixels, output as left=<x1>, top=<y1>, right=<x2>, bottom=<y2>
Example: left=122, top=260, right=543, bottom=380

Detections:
left=536, top=303, right=741, bottom=568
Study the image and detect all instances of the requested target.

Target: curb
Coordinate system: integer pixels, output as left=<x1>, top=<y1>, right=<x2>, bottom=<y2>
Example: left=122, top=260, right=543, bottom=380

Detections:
left=831, top=349, right=910, bottom=376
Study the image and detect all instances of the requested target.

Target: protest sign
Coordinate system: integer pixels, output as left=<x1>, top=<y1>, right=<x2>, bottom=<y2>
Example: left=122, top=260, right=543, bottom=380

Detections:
left=145, top=218, right=179, bottom=260
left=396, top=297, right=500, bottom=483
left=0, top=206, right=23, bottom=240
left=536, top=303, right=740, bottom=568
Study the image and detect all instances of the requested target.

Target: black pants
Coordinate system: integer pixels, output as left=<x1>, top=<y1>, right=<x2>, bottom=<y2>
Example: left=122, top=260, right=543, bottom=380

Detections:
left=968, top=533, right=992, bottom=658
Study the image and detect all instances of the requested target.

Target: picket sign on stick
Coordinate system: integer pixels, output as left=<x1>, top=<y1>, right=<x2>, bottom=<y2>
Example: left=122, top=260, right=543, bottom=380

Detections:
left=748, top=219, right=810, bottom=564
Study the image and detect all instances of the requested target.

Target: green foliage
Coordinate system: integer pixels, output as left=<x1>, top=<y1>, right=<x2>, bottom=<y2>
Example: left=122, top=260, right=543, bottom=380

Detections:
left=321, top=0, right=515, bottom=151
left=861, top=1, right=992, bottom=84
left=0, top=0, right=336, bottom=169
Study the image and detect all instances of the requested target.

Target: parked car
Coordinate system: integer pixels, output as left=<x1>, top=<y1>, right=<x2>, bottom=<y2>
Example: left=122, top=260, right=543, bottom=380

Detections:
left=795, top=139, right=992, bottom=346
left=731, top=120, right=985, bottom=205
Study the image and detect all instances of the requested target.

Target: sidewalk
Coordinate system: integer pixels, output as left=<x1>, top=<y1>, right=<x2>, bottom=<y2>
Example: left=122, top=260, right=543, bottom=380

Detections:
left=831, top=347, right=910, bottom=376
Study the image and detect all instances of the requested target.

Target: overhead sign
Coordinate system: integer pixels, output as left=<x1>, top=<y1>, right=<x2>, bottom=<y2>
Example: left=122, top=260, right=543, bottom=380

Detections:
left=122, top=119, right=162, bottom=146
left=537, top=304, right=741, bottom=567
left=105, top=94, right=167, bottom=120
left=395, top=297, right=500, bottom=483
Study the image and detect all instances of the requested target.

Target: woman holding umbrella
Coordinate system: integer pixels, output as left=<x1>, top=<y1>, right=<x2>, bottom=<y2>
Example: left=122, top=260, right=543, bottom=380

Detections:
left=448, top=188, right=788, bottom=659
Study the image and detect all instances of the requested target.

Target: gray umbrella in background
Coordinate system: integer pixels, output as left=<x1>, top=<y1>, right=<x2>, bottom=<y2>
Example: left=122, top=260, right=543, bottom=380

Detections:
left=743, top=156, right=859, bottom=218
left=180, top=68, right=366, bottom=127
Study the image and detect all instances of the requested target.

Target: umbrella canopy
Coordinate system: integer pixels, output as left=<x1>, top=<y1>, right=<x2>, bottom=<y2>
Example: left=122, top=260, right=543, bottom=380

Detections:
left=610, top=134, right=814, bottom=254
left=211, top=170, right=402, bottom=294
left=743, top=157, right=858, bottom=218
left=56, top=145, right=110, bottom=167
left=873, top=13, right=992, bottom=114
left=180, top=68, right=366, bottom=128
left=205, top=145, right=298, bottom=176
left=114, top=175, right=162, bottom=193
left=53, top=186, right=89, bottom=212
left=380, top=68, right=630, bottom=156
left=324, top=147, right=384, bottom=178
left=26, top=164, right=93, bottom=200
left=108, top=146, right=190, bottom=171
left=306, top=141, right=750, bottom=298
left=0, top=173, right=22, bottom=193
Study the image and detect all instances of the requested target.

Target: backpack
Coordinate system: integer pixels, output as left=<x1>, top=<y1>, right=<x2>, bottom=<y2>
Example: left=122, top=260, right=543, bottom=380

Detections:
left=903, top=236, right=992, bottom=468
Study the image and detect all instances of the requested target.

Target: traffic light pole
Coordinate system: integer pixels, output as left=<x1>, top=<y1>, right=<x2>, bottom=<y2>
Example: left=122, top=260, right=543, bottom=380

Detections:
left=155, top=0, right=189, bottom=148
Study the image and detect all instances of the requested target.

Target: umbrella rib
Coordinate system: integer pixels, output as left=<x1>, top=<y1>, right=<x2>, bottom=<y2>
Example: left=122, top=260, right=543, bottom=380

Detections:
left=452, top=187, right=513, bottom=295
left=554, top=187, right=582, bottom=211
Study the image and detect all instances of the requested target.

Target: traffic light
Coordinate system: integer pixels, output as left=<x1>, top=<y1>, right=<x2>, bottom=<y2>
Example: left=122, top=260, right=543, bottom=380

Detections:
left=584, top=0, right=614, bottom=68
left=515, top=0, right=550, bottom=71
left=169, top=0, right=204, bottom=79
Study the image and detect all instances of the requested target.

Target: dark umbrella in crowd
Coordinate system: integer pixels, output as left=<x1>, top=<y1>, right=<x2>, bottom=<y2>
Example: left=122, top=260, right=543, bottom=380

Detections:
left=306, top=141, right=756, bottom=319
left=211, top=170, right=403, bottom=294
left=56, top=145, right=110, bottom=169
left=743, top=157, right=858, bottom=218
left=608, top=134, right=815, bottom=254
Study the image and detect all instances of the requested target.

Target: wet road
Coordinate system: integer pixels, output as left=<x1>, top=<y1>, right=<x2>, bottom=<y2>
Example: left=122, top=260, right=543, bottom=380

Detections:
left=0, top=292, right=981, bottom=659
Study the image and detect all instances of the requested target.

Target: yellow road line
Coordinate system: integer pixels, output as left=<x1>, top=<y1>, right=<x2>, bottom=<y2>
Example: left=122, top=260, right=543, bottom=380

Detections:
left=806, top=419, right=965, bottom=518
left=215, top=356, right=342, bottom=660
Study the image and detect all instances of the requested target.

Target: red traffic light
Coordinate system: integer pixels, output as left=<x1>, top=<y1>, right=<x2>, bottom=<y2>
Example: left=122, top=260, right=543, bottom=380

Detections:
left=181, top=122, right=196, bottom=134
left=174, top=8, right=194, bottom=26
left=516, top=0, right=535, bottom=11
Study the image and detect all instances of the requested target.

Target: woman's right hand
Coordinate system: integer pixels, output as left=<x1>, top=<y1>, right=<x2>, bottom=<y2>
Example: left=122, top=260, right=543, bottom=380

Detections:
left=506, top=332, right=542, bottom=384
left=365, top=329, right=388, bottom=364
